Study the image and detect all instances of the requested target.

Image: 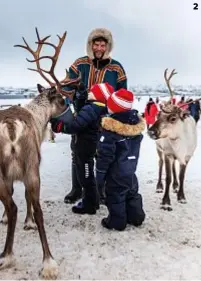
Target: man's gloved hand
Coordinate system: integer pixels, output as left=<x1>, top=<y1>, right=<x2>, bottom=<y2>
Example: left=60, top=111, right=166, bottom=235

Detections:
left=75, top=82, right=87, bottom=100
left=77, top=81, right=86, bottom=92
left=50, top=119, right=65, bottom=133
left=74, top=82, right=88, bottom=112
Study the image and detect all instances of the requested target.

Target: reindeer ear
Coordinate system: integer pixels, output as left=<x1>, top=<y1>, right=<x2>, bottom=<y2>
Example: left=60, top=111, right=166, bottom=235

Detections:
left=49, top=86, right=57, bottom=95
left=47, top=87, right=59, bottom=103
left=159, top=103, right=163, bottom=110
left=180, top=109, right=190, bottom=120
left=37, top=84, right=46, bottom=93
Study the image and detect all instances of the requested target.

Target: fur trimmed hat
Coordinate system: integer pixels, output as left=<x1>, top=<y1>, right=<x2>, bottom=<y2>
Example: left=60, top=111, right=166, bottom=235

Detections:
left=86, top=28, right=113, bottom=60
left=88, top=83, right=114, bottom=104
left=107, top=89, right=134, bottom=113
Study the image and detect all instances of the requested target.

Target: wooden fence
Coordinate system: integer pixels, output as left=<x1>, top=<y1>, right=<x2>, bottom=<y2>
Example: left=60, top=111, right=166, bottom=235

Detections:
left=0, top=104, right=21, bottom=109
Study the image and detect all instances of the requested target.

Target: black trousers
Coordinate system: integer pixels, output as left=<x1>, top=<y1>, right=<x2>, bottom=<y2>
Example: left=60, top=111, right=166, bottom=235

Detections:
left=70, top=136, right=83, bottom=193
left=71, top=135, right=98, bottom=208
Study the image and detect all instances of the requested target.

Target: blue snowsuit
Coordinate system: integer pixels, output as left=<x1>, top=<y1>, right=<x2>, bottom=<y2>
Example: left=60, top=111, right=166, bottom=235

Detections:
left=96, top=110, right=146, bottom=230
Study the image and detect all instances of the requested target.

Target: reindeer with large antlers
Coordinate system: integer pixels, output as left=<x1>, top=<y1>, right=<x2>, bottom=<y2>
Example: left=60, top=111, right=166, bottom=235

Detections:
left=148, top=69, right=197, bottom=211
left=0, top=28, right=81, bottom=279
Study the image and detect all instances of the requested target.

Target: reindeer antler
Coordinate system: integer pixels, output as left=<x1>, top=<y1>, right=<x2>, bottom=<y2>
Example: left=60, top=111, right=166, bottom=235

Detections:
left=14, top=28, right=81, bottom=97
left=179, top=97, right=201, bottom=108
left=14, top=28, right=55, bottom=87
left=164, top=68, right=177, bottom=98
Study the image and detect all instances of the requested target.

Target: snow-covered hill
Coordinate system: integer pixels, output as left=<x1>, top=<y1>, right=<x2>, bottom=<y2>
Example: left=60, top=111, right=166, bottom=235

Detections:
left=0, top=84, right=201, bottom=98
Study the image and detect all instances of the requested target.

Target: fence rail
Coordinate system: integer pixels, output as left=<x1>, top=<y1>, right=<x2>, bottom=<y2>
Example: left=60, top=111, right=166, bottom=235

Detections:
left=0, top=104, right=21, bottom=108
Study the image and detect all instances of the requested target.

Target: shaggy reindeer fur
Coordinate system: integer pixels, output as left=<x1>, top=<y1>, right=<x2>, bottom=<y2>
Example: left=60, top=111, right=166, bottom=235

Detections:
left=0, top=85, right=66, bottom=279
left=148, top=103, right=197, bottom=210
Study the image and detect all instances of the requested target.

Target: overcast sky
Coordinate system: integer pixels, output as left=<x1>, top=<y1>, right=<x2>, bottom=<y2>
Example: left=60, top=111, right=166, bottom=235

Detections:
left=0, top=0, right=200, bottom=88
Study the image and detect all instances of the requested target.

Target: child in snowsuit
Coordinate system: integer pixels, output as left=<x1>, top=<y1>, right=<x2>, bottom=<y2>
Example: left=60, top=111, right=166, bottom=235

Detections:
left=96, top=89, right=146, bottom=230
left=50, top=83, right=113, bottom=214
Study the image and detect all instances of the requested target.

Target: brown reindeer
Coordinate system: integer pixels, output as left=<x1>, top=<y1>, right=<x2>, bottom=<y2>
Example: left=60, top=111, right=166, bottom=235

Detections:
left=148, top=69, right=197, bottom=211
left=0, top=28, right=81, bottom=279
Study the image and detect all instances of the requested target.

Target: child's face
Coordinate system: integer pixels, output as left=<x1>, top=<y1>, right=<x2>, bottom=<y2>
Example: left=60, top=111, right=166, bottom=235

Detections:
left=87, top=92, right=95, bottom=101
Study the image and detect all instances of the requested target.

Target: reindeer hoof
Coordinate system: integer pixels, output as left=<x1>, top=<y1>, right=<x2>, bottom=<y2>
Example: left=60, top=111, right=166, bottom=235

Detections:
left=156, top=183, right=163, bottom=193
left=156, top=188, right=163, bottom=193
left=24, top=220, right=37, bottom=231
left=160, top=204, right=173, bottom=211
left=0, top=219, right=8, bottom=225
left=39, top=258, right=58, bottom=280
left=0, top=215, right=8, bottom=225
left=178, top=198, right=187, bottom=204
left=0, top=253, right=15, bottom=269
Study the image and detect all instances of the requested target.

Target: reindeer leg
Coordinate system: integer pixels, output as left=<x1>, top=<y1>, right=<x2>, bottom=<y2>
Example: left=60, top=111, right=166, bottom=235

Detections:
left=161, top=156, right=173, bottom=211
left=0, top=185, right=13, bottom=225
left=1, top=210, right=8, bottom=225
left=156, top=149, right=163, bottom=193
left=25, top=169, right=58, bottom=280
left=177, top=163, right=187, bottom=204
left=0, top=180, right=17, bottom=269
left=24, top=189, right=37, bottom=230
left=49, top=129, right=55, bottom=143
left=172, top=160, right=179, bottom=193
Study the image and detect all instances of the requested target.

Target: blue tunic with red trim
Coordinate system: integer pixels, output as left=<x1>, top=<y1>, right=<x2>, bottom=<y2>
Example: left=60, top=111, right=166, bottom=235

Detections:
left=68, top=56, right=127, bottom=91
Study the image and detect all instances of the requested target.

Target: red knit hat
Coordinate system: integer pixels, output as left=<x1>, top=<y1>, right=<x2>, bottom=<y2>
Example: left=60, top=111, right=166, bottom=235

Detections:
left=88, top=82, right=114, bottom=104
left=107, top=89, right=134, bottom=113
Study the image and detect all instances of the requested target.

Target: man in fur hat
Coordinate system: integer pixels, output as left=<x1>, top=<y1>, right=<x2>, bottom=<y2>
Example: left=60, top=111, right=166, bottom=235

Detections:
left=64, top=28, right=127, bottom=204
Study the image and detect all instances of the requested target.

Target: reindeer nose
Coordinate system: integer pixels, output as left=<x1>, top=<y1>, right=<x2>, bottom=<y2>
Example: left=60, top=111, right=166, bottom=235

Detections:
left=148, top=129, right=158, bottom=139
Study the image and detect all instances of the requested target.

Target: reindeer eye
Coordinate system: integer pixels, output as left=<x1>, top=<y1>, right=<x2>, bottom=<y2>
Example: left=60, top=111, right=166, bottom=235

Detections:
left=168, top=115, right=177, bottom=123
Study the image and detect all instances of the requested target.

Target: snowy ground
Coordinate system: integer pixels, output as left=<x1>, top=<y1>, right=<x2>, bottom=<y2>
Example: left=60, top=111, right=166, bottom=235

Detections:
left=0, top=98, right=201, bottom=280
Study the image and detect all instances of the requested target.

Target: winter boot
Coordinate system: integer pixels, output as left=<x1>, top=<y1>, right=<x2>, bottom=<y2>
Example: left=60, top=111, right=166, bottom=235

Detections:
left=64, top=163, right=82, bottom=204
left=101, top=217, right=126, bottom=231
left=72, top=201, right=96, bottom=215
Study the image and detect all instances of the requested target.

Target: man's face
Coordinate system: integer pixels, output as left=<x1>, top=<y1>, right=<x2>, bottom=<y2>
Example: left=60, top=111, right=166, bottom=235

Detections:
left=92, top=40, right=107, bottom=59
